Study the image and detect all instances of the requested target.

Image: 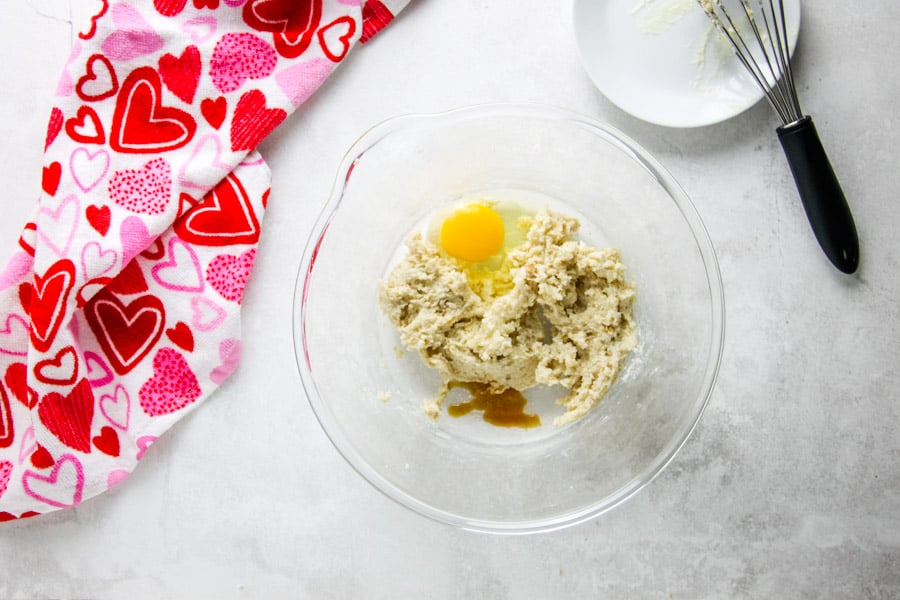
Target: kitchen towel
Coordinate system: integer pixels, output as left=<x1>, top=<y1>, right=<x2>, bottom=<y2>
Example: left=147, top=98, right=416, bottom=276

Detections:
left=0, top=0, right=408, bottom=521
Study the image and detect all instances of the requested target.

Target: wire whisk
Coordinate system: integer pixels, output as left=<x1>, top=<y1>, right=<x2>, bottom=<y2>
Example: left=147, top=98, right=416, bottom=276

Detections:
left=698, top=0, right=860, bottom=273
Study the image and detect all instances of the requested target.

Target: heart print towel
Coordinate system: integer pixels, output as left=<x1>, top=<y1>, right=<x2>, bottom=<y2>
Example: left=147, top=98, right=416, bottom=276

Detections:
left=0, top=0, right=409, bottom=521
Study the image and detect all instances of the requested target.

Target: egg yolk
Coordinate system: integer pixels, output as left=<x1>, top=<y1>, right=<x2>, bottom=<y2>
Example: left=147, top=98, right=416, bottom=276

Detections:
left=439, top=204, right=505, bottom=263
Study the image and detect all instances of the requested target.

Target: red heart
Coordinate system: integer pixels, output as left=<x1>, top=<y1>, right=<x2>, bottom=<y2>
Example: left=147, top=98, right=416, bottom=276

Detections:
left=78, top=0, right=108, bottom=41
left=0, top=385, right=12, bottom=449
left=243, top=0, right=320, bottom=32
left=166, top=322, right=194, bottom=352
left=30, top=445, right=55, bottom=469
left=153, top=0, right=187, bottom=16
left=111, top=67, right=197, bottom=154
left=65, top=106, right=106, bottom=145
left=34, top=346, right=79, bottom=386
left=159, top=45, right=201, bottom=104
left=140, top=239, right=167, bottom=261
left=175, top=173, right=261, bottom=246
left=317, top=16, right=357, bottom=62
left=274, top=27, right=319, bottom=60
left=139, top=348, right=201, bottom=416
left=37, top=378, right=95, bottom=453
left=84, top=290, right=165, bottom=375
left=18, top=283, right=31, bottom=314
left=31, top=259, right=76, bottom=353
left=200, top=96, right=227, bottom=129
left=5, top=363, right=39, bottom=409
left=76, top=54, right=118, bottom=102
left=108, top=259, right=149, bottom=295
left=42, top=162, right=62, bottom=196
left=194, top=0, right=218, bottom=8
left=46, top=107, right=64, bottom=149
left=230, top=90, right=286, bottom=152
left=0, top=510, right=40, bottom=522
left=85, top=204, right=111, bottom=236
left=77, top=259, right=150, bottom=308
left=243, top=0, right=323, bottom=59
left=360, top=0, right=395, bottom=43
left=76, top=278, right=109, bottom=309
left=92, top=426, right=120, bottom=457
left=176, top=192, right=198, bottom=221
left=19, top=222, right=36, bottom=256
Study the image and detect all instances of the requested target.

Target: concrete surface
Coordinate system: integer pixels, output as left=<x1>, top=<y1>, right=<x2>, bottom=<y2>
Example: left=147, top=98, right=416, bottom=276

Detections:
left=0, top=1, right=898, bottom=598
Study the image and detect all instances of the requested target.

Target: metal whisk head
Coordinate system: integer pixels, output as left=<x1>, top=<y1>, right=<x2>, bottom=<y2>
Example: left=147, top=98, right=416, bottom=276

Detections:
left=698, top=0, right=803, bottom=125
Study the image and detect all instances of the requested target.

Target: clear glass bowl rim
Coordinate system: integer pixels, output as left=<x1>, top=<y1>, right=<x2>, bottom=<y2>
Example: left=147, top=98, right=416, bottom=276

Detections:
left=293, top=102, right=726, bottom=535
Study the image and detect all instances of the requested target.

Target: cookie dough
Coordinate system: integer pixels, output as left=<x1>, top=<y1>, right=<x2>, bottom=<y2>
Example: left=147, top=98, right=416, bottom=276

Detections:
left=379, top=209, right=636, bottom=425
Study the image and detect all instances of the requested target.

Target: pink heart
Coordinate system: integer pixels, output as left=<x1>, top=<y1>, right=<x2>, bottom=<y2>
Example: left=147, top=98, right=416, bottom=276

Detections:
left=0, top=461, right=10, bottom=499
left=0, top=252, right=34, bottom=292
left=56, top=42, right=82, bottom=97
left=210, top=338, right=241, bottom=384
left=182, top=15, right=217, bottom=43
left=238, top=154, right=266, bottom=167
left=81, top=241, right=118, bottom=280
left=190, top=296, right=226, bottom=331
left=275, top=58, right=334, bottom=108
left=151, top=236, right=204, bottom=292
left=102, top=3, right=165, bottom=62
left=210, top=33, right=277, bottom=93
left=70, top=147, right=110, bottom=193
left=0, top=314, right=29, bottom=356
left=84, top=350, right=115, bottom=387
left=18, top=426, right=37, bottom=465
left=206, top=248, right=256, bottom=304
left=57, top=73, right=75, bottom=98
left=109, top=158, right=172, bottom=215
left=107, top=469, right=129, bottom=488
left=69, top=313, right=80, bottom=340
left=37, top=194, right=81, bottom=257
left=136, top=435, right=156, bottom=460
left=178, top=134, right=231, bottom=190
left=139, top=348, right=201, bottom=416
left=100, top=384, right=130, bottom=430
left=22, top=454, right=85, bottom=509
left=120, top=216, right=154, bottom=264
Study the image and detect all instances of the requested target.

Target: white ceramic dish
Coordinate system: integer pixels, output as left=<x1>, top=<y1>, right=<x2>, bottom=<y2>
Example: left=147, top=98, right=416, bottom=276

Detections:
left=573, top=0, right=801, bottom=128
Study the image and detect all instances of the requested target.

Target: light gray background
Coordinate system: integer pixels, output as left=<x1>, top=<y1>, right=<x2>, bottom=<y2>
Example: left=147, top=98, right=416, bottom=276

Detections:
left=1, top=1, right=898, bottom=598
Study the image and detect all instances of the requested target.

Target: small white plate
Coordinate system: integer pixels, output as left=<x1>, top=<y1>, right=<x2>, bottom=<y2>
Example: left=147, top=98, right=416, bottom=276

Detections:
left=573, top=0, right=801, bottom=128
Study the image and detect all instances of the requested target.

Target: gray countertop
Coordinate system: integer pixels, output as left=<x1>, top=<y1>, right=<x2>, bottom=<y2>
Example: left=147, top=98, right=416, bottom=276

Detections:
left=1, top=1, right=898, bottom=598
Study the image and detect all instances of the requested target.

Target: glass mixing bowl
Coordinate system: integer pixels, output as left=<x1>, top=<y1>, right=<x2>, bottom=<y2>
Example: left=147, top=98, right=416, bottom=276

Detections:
left=293, top=104, right=724, bottom=533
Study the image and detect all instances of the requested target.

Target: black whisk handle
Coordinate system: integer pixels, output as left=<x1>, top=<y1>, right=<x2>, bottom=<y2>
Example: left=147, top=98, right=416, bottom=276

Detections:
left=776, top=116, right=859, bottom=274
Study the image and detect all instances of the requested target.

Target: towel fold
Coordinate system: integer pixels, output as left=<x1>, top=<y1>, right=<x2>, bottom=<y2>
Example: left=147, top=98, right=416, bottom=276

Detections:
left=0, top=0, right=408, bottom=521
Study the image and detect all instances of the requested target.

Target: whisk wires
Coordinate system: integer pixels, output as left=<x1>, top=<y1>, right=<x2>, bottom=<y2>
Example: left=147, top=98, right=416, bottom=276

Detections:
left=698, top=0, right=803, bottom=125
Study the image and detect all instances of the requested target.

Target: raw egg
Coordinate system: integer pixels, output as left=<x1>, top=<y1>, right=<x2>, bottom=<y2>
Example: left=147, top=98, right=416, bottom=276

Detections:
left=440, top=204, right=504, bottom=263
left=433, top=200, right=533, bottom=299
